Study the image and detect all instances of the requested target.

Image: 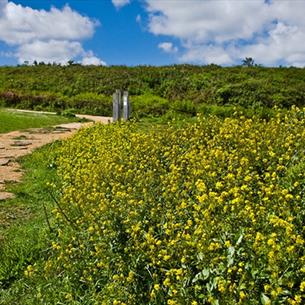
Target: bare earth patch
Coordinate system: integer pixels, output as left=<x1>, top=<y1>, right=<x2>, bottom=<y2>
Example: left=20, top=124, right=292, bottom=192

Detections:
left=0, top=114, right=112, bottom=200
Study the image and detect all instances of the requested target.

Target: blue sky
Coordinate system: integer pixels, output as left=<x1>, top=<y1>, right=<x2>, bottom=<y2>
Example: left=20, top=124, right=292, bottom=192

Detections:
left=0, top=0, right=305, bottom=67
left=15, top=0, right=175, bottom=66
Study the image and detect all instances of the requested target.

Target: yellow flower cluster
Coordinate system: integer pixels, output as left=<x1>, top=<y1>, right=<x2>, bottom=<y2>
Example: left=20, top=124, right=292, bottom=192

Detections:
left=43, top=108, right=305, bottom=304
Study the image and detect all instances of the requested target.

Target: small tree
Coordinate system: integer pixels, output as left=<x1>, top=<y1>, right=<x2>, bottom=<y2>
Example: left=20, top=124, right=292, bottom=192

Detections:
left=242, top=57, right=255, bottom=67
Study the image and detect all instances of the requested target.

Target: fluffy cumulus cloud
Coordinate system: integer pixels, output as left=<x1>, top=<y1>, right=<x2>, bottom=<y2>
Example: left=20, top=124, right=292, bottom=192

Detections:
left=180, top=45, right=234, bottom=66
left=0, top=0, right=104, bottom=65
left=145, top=0, right=305, bottom=66
left=158, top=42, right=178, bottom=54
left=112, top=0, right=130, bottom=9
left=82, top=51, right=107, bottom=66
left=17, top=40, right=84, bottom=64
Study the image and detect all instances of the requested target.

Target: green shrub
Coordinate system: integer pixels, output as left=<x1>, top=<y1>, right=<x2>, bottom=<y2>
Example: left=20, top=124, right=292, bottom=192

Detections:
left=132, top=94, right=170, bottom=117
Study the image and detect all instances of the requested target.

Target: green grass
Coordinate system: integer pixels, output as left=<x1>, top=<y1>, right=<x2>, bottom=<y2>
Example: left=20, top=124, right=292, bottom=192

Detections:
left=0, top=142, right=61, bottom=304
left=0, top=108, right=80, bottom=133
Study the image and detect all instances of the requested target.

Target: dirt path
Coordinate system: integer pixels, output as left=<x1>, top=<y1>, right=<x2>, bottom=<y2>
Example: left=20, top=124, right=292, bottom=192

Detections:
left=0, top=113, right=112, bottom=200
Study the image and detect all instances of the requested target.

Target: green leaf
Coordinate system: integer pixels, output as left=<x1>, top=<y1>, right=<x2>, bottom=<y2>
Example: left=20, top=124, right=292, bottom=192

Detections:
left=192, top=268, right=210, bottom=283
left=236, top=233, right=244, bottom=245
left=261, top=293, right=271, bottom=305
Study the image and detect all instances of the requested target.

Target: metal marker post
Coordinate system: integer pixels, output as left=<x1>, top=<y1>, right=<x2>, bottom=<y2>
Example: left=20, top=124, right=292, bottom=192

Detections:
left=113, top=89, right=121, bottom=122
left=112, top=92, right=118, bottom=122
left=117, top=89, right=122, bottom=121
left=123, top=91, right=130, bottom=121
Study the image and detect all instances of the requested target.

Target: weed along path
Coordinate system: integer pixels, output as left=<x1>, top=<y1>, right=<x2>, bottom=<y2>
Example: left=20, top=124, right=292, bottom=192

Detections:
left=0, top=113, right=112, bottom=200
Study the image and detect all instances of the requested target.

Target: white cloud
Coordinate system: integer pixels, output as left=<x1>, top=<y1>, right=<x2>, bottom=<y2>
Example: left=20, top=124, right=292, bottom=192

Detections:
left=0, top=2, right=97, bottom=45
left=0, top=1, right=104, bottom=65
left=146, top=0, right=270, bottom=43
left=158, top=42, right=178, bottom=54
left=237, top=22, right=305, bottom=67
left=112, top=0, right=130, bottom=9
left=144, top=0, right=305, bottom=66
left=82, top=52, right=106, bottom=66
left=180, top=44, right=234, bottom=65
left=17, top=40, right=84, bottom=65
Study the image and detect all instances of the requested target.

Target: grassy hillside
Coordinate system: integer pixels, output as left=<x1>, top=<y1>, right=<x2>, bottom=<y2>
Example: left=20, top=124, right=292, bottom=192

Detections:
left=0, top=65, right=305, bottom=117
left=1, top=65, right=305, bottom=303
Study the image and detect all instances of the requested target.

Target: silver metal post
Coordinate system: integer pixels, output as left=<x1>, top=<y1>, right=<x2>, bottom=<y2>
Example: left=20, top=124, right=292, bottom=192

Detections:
left=113, top=89, right=121, bottom=122
left=123, top=91, right=130, bottom=121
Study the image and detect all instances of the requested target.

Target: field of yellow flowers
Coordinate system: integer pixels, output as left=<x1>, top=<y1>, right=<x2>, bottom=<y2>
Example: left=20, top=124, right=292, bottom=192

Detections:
left=38, top=108, right=305, bottom=304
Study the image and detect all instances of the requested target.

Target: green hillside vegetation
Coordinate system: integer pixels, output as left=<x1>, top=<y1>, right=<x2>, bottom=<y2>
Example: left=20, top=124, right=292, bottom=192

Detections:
left=0, top=65, right=305, bottom=118
left=2, top=65, right=305, bottom=304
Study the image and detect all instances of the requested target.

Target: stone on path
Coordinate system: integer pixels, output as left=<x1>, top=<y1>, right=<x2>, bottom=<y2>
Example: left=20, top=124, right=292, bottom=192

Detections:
left=10, top=141, right=32, bottom=147
left=0, top=192, right=15, bottom=201
left=11, top=146, right=28, bottom=150
left=0, top=159, right=10, bottom=166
